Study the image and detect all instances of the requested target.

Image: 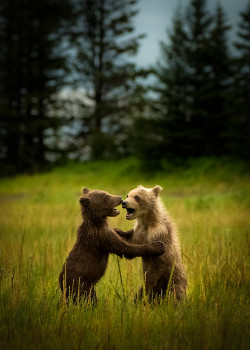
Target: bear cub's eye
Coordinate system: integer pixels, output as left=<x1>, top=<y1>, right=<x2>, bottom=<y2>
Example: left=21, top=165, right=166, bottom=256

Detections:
left=134, top=195, right=140, bottom=202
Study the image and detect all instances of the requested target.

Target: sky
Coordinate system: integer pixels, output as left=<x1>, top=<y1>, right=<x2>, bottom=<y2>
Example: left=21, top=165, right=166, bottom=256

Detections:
left=135, top=0, right=249, bottom=67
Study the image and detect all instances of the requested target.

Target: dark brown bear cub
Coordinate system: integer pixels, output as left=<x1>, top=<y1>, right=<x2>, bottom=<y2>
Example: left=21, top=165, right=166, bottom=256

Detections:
left=59, top=188, right=165, bottom=303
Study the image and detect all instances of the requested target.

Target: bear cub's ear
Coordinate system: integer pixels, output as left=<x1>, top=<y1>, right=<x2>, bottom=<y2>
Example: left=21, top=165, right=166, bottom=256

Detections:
left=83, top=188, right=90, bottom=195
left=152, top=185, right=163, bottom=197
left=79, top=197, right=90, bottom=207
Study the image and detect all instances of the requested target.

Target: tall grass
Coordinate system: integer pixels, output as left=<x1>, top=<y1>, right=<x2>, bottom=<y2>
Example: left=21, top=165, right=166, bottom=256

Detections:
left=0, top=158, right=249, bottom=349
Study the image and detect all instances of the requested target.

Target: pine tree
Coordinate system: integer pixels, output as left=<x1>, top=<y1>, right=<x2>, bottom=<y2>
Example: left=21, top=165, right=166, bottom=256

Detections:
left=205, top=3, right=231, bottom=154
left=183, top=0, right=214, bottom=156
left=151, top=0, right=232, bottom=160
left=0, top=0, right=73, bottom=173
left=228, top=0, right=250, bottom=159
left=152, top=9, right=192, bottom=159
left=70, top=0, right=146, bottom=160
left=152, top=0, right=214, bottom=159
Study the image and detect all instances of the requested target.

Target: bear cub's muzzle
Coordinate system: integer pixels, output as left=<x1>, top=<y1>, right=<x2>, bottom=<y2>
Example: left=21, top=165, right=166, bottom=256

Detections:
left=122, top=200, right=128, bottom=208
left=122, top=200, right=136, bottom=220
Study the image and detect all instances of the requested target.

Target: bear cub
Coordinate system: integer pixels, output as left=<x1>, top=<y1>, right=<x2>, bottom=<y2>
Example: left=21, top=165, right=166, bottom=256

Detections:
left=121, top=185, right=187, bottom=301
left=59, top=188, right=165, bottom=303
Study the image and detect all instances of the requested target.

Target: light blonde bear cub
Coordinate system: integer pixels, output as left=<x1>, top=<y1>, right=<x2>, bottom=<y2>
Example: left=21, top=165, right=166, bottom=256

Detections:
left=121, top=185, right=187, bottom=300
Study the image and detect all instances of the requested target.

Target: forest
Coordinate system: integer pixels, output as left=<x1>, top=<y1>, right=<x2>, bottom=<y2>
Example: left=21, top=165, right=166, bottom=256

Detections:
left=0, top=0, right=249, bottom=174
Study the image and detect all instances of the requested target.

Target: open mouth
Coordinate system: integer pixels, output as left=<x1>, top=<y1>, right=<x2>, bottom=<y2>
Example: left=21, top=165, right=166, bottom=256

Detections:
left=110, top=198, right=123, bottom=217
left=111, top=208, right=120, bottom=216
left=126, top=208, right=135, bottom=220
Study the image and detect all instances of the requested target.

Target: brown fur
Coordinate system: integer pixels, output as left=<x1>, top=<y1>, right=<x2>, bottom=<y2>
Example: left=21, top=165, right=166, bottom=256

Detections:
left=121, top=185, right=187, bottom=301
left=59, top=188, right=165, bottom=303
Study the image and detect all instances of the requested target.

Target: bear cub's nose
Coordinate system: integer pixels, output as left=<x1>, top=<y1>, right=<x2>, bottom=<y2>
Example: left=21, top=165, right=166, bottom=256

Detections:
left=122, top=201, right=128, bottom=208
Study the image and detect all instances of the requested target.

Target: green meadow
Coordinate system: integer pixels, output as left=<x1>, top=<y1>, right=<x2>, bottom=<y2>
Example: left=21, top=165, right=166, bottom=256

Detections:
left=0, top=158, right=249, bottom=350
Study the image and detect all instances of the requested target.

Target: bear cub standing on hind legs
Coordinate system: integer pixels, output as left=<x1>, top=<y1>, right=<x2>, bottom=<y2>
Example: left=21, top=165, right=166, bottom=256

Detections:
left=121, top=185, right=187, bottom=301
left=59, top=188, right=165, bottom=303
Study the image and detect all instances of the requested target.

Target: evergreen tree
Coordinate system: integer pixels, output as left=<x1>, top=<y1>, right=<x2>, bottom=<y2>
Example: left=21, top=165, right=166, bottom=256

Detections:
left=0, top=0, right=73, bottom=173
left=205, top=3, right=231, bottom=154
left=70, top=0, right=146, bottom=160
left=152, top=9, right=191, bottom=159
left=228, top=0, right=250, bottom=159
left=151, top=0, right=213, bottom=159
left=183, top=0, right=213, bottom=156
left=151, top=0, right=232, bottom=160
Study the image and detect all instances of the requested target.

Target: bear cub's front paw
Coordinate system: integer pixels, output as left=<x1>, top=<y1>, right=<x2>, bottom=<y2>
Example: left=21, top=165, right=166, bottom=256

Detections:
left=151, top=241, right=165, bottom=256
left=126, top=229, right=134, bottom=236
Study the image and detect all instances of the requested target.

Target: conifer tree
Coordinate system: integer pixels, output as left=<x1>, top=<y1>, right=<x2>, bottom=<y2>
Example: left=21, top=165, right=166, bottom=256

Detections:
left=0, top=0, right=73, bottom=173
left=152, top=9, right=191, bottom=159
left=228, top=0, right=250, bottom=158
left=152, top=0, right=214, bottom=159
left=152, top=0, right=232, bottom=160
left=70, top=0, right=146, bottom=160
left=183, top=0, right=213, bottom=155
left=205, top=3, right=231, bottom=154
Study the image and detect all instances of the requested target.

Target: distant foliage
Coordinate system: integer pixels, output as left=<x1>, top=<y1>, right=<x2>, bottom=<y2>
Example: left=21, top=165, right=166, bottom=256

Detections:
left=0, top=0, right=249, bottom=174
left=68, top=0, right=147, bottom=160
left=227, top=0, right=250, bottom=159
left=0, top=0, right=73, bottom=173
left=136, top=0, right=250, bottom=164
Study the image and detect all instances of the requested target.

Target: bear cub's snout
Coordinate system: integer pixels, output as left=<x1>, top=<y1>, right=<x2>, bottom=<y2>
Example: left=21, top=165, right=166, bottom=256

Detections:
left=122, top=201, right=128, bottom=208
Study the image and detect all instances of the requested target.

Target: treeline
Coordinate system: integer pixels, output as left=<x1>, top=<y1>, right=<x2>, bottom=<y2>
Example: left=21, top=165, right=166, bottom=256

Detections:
left=136, top=0, right=250, bottom=165
left=0, top=0, right=249, bottom=174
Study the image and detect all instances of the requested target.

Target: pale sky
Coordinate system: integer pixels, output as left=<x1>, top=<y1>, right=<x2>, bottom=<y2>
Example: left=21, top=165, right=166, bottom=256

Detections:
left=135, top=0, right=248, bottom=67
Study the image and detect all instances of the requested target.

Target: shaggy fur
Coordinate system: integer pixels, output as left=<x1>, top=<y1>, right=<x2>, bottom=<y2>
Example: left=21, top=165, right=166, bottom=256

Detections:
left=121, top=185, right=187, bottom=301
left=59, top=188, right=165, bottom=303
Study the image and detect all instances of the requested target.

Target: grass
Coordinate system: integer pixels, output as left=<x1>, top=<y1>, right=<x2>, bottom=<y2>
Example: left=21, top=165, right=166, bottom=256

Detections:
left=0, top=157, right=249, bottom=349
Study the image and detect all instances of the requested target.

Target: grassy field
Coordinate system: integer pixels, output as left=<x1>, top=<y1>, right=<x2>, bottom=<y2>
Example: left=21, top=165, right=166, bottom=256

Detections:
left=0, top=157, right=249, bottom=350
